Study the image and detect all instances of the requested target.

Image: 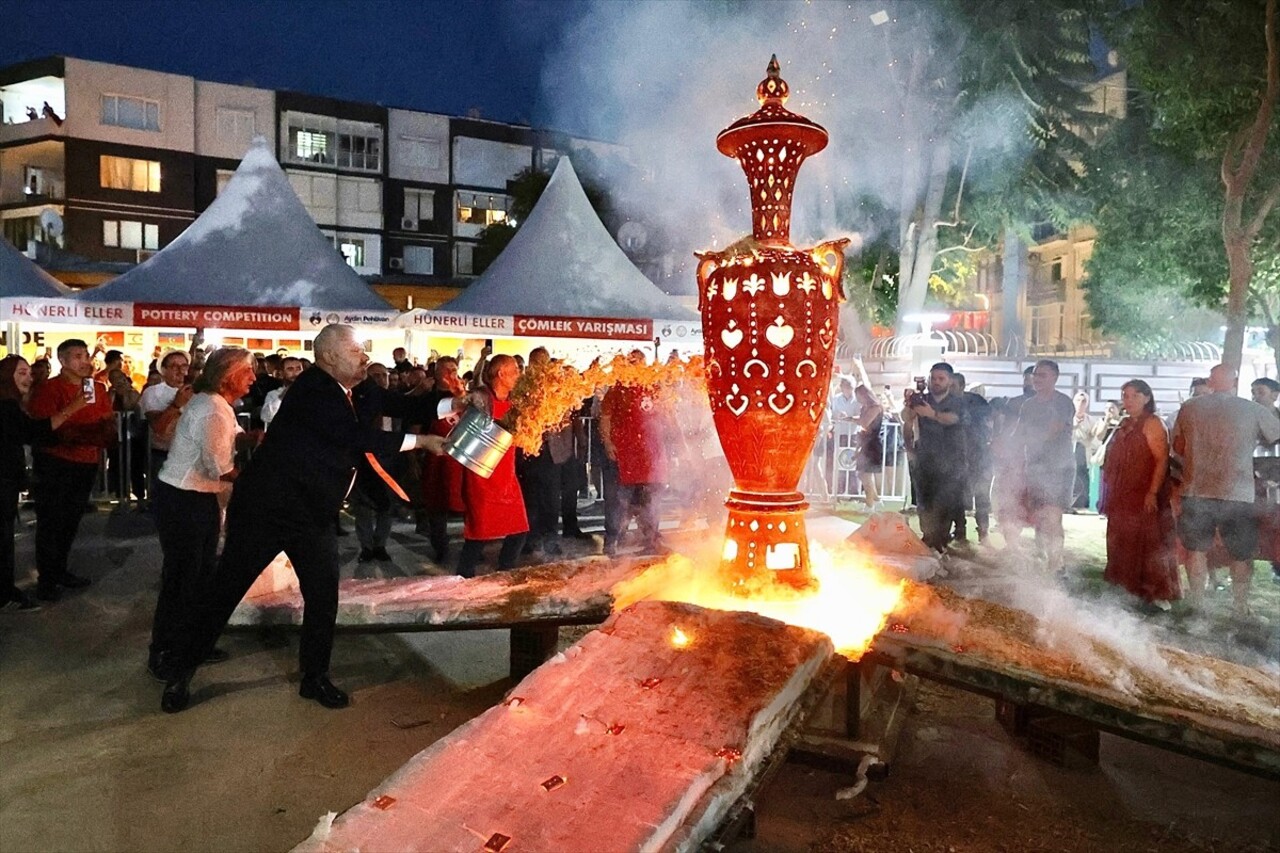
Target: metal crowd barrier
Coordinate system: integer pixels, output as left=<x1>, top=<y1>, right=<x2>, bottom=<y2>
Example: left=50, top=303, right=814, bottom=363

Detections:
left=799, top=418, right=910, bottom=507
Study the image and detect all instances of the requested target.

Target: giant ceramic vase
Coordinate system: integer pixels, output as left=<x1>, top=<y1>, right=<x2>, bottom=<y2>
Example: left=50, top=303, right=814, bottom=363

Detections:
left=697, top=56, right=848, bottom=590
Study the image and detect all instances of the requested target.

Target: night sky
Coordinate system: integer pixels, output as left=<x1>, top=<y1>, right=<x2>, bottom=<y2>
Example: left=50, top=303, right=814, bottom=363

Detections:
left=4, top=0, right=588, bottom=129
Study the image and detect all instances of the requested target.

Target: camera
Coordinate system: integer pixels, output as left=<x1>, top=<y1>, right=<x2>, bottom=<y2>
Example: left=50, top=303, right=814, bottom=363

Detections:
left=907, top=377, right=926, bottom=408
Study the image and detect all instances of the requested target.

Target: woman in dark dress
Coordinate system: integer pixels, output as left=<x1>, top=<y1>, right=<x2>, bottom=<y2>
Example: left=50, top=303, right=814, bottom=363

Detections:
left=1100, top=379, right=1180, bottom=609
left=0, top=355, right=87, bottom=610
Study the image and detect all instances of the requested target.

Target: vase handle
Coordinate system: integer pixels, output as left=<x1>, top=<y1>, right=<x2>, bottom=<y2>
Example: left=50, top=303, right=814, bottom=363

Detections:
left=695, top=254, right=719, bottom=314
left=816, top=239, right=851, bottom=302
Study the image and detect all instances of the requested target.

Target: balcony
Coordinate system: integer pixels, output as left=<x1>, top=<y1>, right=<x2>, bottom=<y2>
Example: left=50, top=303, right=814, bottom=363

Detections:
left=0, top=116, right=65, bottom=145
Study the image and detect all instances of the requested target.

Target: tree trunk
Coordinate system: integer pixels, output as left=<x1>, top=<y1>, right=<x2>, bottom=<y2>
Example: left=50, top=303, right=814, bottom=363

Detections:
left=1219, top=0, right=1278, bottom=378
left=896, top=139, right=951, bottom=333
left=1001, top=227, right=1027, bottom=356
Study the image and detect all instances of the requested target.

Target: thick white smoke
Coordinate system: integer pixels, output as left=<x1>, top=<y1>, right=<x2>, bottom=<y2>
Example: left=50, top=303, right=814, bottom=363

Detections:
left=539, top=1, right=1029, bottom=294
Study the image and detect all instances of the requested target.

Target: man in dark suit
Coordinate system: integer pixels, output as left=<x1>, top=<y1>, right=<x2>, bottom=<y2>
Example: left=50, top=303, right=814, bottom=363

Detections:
left=161, top=324, right=445, bottom=713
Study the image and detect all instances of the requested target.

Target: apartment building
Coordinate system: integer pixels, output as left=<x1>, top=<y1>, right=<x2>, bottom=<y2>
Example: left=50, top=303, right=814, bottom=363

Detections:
left=0, top=55, right=624, bottom=306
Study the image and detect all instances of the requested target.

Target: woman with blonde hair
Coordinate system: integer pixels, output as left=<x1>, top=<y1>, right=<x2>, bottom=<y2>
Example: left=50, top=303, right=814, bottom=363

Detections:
left=148, top=347, right=255, bottom=680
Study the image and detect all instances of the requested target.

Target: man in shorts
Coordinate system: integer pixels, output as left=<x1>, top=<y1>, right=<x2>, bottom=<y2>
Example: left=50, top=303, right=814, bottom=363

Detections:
left=1172, top=363, right=1280, bottom=614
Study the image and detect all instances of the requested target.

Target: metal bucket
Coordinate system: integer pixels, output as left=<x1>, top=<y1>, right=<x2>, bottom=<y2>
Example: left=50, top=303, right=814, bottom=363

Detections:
left=443, top=406, right=514, bottom=479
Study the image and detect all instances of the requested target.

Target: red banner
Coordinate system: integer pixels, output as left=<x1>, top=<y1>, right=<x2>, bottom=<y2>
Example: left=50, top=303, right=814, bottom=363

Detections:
left=133, top=304, right=300, bottom=330
left=513, top=315, right=653, bottom=341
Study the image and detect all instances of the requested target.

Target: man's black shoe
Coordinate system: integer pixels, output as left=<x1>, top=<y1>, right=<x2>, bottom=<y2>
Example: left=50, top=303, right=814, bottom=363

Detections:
left=204, top=647, right=230, bottom=665
left=161, top=669, right=194, bottom=714
left=372, top=547, right=392, bottom=562
left=53, top=572, right=91, bottom=589
left=299, top=674, right=349, bottom=709
left=147, top=652, right=174, bottom=683
left=357, top=548, right=375, bottom=563
left=35, top=583, right=61, bottom=602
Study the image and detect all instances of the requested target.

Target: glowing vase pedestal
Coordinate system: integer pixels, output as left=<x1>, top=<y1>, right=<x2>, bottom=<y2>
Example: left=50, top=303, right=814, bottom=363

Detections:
left=697, top=56, right=848, bottom=590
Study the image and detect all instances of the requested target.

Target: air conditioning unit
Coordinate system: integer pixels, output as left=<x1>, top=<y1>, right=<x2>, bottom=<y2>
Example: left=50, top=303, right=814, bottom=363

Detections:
left=401, top=217, right=419, bottom=231
left=388, top=257, right=404, bottom=270
left=137, top=249, right=158, bottom=263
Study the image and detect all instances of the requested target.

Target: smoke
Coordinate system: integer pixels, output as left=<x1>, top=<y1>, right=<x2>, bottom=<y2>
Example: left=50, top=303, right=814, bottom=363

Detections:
left=539, top=1, right=1027, bottom=294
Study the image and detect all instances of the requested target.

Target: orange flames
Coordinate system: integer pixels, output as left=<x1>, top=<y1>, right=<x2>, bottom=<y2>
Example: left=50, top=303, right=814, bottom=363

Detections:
left=614, top=541, right=906, bottom=659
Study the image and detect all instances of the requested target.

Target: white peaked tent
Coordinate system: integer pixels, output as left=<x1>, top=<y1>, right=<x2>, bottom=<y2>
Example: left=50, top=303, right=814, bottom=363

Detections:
left=0, top=236, right=69, bottom=297
left=79, top=137, right=390, bottom=310
left=438, top=158, right=697, bottom=321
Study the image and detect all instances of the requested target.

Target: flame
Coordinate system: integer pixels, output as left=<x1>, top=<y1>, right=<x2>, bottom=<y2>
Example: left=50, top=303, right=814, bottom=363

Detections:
left=613, top=541, right=905, bottom=659
left=671, top=626, right=691, bottom=648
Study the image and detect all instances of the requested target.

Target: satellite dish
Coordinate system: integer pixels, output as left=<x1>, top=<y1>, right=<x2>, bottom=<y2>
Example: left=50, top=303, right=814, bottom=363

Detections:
left=618, top=220, right=648, bottom=252
left=39, top=208, right=63, bottom=239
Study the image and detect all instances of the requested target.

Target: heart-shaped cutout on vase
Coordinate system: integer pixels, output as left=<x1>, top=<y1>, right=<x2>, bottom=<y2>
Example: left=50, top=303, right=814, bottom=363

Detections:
left=765, top=318, right=795, bottom=349
left=721, top=327, right=744, bottom=349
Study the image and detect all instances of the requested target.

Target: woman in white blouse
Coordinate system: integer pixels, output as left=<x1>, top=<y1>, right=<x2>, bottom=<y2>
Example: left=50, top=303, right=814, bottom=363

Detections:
left=147, top=347, right=256, bottom=682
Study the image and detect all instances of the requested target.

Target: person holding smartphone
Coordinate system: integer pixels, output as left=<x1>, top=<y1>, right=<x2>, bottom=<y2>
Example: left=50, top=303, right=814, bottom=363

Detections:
left=27, top=339, right=116, bottom=601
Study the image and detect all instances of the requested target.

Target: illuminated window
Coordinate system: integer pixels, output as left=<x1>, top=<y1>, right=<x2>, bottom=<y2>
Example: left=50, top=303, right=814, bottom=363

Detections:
left=456, top=191, right=510, bottom=225
left=295, top=130, right=331, bottom=162
left=99, top=156, right=161, bottom=192
left=101, top=94, right=160, bottom=131
left=103, top=220, right=159, bottom=250
left=334, top=236, right=365, bottom=268
left=284, top=112, right=381, bottom=172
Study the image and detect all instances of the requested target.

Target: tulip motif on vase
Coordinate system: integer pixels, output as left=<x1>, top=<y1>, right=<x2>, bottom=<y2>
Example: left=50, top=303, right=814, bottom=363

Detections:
left=696, top=56, right=848, bottom=590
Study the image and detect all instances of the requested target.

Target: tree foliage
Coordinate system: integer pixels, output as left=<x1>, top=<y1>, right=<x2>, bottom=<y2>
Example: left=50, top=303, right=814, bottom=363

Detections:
left=884, top=0, right=1099, bottom=331
left=473, top=162, right=614, bottom=276
left=1100, top=0, right=1280, bottom=370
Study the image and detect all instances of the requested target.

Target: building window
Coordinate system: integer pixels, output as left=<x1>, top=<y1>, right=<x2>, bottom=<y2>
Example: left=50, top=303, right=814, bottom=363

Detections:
left=100, top=156, right=161, bottom=192
left=1029, top=304, right=1063, bottom=348
left=403, top=245, right=434, bottom=275
left=283, top=112, right=382, bottom=172
left=334, top=236, right=364, bottom=268
left=404, top=188, right=434, bottom=222
left=103, top=220, right=159, bottom=250
left=216, top=107, right=255, bottom=144
left=400, top=136, right=443, bottom=171
left=295, top=129, right=331, bottom=163
left=101, top=94, right=160, bottom=131
left=338, top=132, right=381, bottom=171
left=454, top=242, right=474, bottom=276
left=1050, top=259, right=1064, bottom=282
left=456, top=191, right=510, bottom=226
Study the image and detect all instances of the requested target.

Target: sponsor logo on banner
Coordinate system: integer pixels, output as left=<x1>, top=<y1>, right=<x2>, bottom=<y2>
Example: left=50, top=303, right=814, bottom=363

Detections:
left=409, top=312, right=512, bottom=334
left=304, top=309, right=399, bottom=329
left=514, top=316, right=654, bottom=341
left=657, top=321, right=703, bottom=342
left=133, top=304, right=300, bottom=330
left=0, top=298, right=132, bottom=324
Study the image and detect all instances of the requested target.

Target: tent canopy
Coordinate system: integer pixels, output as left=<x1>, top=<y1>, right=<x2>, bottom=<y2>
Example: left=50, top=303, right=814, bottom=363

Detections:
left=0, top=236, right=70, bottom=298
left=439, top=158, right=696, bottom=321
left=80, top=137, right=390, bottom=310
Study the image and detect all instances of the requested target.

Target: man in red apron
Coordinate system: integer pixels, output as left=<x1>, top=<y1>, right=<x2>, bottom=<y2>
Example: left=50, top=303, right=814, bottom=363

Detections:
left=457, top=354, right=528, bottom=576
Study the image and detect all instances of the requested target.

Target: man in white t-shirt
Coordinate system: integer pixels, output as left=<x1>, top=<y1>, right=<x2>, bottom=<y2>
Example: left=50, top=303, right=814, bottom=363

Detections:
left=260, top=356, right=304, bottom=429
left=137, top=351, right=192, bottom=492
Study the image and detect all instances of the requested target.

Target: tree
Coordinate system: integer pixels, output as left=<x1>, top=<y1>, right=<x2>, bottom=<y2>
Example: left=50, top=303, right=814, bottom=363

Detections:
left=884, top=0, right=1099, bottom=333
left=1079, top=102, right=1230, bottom=355
left=1110, top=0, right=1280, bottom=372
left=472, top=162, right=614, bottom=276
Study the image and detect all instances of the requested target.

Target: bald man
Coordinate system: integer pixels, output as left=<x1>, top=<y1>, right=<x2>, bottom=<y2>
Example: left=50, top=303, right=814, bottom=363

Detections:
left=161, top=325, right=446, bottom=713
left=1172, top=363, right=1280, bottom=615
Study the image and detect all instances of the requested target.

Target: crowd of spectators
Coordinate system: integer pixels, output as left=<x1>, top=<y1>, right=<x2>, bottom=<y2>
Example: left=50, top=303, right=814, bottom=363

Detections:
left=3, top=336, right=1277, bottom=709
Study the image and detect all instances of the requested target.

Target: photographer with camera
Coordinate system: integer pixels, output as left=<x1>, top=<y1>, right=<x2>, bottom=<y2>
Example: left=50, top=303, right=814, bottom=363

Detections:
left=902, top=362, right=967, bottom=552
